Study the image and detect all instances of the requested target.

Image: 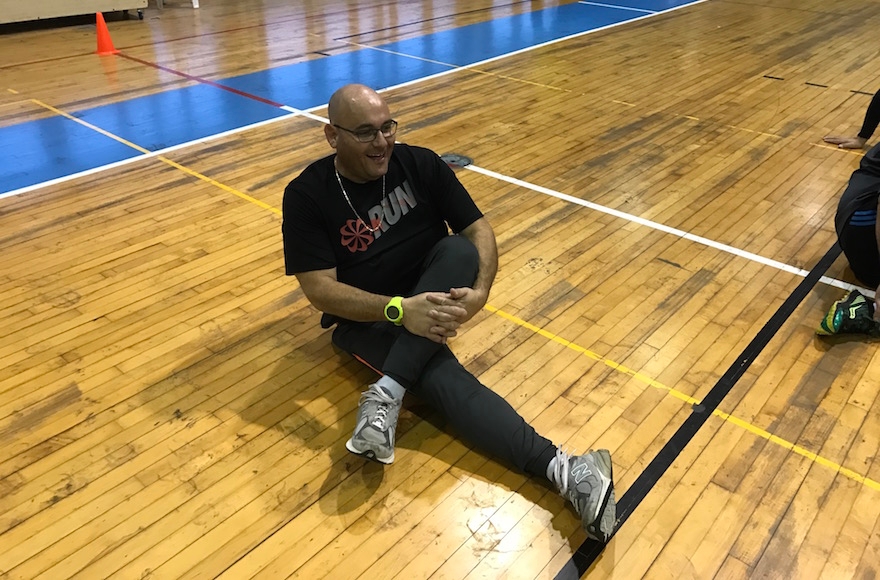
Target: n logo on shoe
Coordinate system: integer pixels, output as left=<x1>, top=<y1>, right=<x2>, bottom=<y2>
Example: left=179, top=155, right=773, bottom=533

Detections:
left=571, top=464, right=593, bottom=484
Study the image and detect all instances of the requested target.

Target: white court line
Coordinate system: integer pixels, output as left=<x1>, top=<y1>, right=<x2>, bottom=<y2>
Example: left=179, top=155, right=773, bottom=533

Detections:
left=8, top=97, right=866, bottom=297
left=278, top=105, right=327, bottom=123
left=350, top=1, right=708, bottom=93
left=578, top=1, right=657, bottom=14
left=2, top=0, right=708, bottom=200
left=465, top=164, right=873, bottom=297
left=9, top=88, right=866, bottom=299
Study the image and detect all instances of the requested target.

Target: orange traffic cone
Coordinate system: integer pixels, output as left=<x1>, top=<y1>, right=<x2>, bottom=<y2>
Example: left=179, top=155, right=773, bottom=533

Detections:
left=96, top=13, right=120, bottom=55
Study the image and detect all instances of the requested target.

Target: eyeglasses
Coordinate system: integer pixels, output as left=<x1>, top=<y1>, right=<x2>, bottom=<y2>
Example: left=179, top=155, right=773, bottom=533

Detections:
left=333, top=120, right=398, bottom=143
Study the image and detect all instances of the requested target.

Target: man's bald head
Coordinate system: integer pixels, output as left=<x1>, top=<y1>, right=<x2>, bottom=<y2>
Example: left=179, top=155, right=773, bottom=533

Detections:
left=327, top=84, right=386, bottom=126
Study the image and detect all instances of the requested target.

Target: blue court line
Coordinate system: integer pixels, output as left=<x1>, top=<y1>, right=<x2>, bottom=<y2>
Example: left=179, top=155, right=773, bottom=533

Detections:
left=0, top=0, right=703, bottom=196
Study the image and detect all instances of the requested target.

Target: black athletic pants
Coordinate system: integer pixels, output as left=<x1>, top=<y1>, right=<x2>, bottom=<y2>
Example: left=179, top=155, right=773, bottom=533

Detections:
left=857, top=89, right=880, bottom=141
left=332, top=235, right=557, bottom=478
left=838, top=208, right=880, bottom=288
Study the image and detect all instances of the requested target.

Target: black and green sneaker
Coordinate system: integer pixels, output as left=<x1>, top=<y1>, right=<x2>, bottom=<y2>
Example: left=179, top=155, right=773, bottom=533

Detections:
left=817, top=290, right=880, bottom=336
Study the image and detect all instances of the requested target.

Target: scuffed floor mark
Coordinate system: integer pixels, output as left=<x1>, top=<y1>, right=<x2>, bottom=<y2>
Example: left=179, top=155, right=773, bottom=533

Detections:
left=0, top=382, right=82, bottom=438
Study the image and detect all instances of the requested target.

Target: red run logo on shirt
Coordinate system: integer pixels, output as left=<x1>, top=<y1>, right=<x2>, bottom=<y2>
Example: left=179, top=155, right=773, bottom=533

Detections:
left=339, top=181, right=417, bottom=253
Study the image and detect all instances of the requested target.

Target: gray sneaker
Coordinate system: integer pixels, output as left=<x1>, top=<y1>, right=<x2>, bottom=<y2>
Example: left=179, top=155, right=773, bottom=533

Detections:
left=345, top=384, right=401, bottom=464
left=551, top=448, right=616, bottom=542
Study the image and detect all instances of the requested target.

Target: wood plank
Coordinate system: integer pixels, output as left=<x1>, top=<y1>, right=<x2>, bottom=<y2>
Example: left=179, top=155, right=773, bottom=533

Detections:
left=2, top=0, right=880, bottom=578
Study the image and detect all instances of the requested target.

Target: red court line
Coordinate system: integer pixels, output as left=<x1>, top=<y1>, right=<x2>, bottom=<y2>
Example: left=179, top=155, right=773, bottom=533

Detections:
left=0, top=52, right=95, bottom=70
left=0, top=17, right=300, bottom=71
left=0, top=0, right=483, bottom=71
left=1, top=5, right=369, bottom=71
left=117, top=52, right=284, bottom=108
left=122, top=19, right=301, bottom=50
left=0, top=16, right=319, bottom=70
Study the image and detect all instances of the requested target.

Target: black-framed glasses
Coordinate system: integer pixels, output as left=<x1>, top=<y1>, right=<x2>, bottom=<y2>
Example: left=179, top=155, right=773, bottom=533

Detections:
left=333, top=120, right=398, bottom=143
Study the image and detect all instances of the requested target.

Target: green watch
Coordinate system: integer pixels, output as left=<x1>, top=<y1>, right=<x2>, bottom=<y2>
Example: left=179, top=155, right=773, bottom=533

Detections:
left=384, top=296, right=404, bottom=325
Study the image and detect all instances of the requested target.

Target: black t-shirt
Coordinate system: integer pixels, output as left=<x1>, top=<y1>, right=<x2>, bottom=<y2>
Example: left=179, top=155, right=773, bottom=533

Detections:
left=283, top=143, right=483, bottom=298
left=836, top=141, right=880, bottom=234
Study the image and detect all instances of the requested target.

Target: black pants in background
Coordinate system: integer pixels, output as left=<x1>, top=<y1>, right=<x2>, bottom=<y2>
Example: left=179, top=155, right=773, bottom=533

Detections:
left=838, top=208, right=880, bottom=288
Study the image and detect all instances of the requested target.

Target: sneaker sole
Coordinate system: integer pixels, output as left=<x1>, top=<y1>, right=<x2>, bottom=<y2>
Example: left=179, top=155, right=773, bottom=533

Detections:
left=585, top=449, right=616, bottom=542
left=586, top=487, right=616, bottom=543
left=817, top=297, right=845, bottom=335
left=345, top=438, right=394, bottom=465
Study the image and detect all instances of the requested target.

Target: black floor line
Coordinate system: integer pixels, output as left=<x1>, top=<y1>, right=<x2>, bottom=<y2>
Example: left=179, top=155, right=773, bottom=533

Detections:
left=555, top=242, right=842, bottom=580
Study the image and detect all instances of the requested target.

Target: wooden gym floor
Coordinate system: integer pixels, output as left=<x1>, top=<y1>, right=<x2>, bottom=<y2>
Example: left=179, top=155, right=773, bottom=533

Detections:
left=1, top=0, right=879, bottom=578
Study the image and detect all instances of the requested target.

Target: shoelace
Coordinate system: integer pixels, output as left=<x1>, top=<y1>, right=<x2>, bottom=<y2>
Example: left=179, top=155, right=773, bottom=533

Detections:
left=360, top=386, right=397, bottom=430
left=552, top=448, right=572, bottom=496
left=372, top=404, right=389, bottom=429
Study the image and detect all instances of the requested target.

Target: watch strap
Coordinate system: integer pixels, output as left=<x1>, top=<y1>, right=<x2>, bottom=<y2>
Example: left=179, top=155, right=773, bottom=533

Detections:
left=384, top=296, right=404, bottom=325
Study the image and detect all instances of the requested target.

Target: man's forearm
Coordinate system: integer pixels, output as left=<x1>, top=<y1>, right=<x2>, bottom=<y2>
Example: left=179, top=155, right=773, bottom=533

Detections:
left=462, top=218, right=498, bottom=298
left=296, top=273, right=389, bottom=322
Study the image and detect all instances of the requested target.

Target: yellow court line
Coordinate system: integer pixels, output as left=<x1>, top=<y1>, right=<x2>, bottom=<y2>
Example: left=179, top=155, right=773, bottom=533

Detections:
left=454, top=72, right=786, bottom=139
left=27, top=96, right=877, bottom=492
left=0, top=99, right=33, bottom=110
left=342, top=41, right=791, bottom=139
left=716, top=410, right=880, bottom=492
left=725, top=124, right=783, bottom=139
left=485, top=304, right=880, bottom=492
left=484, top=304, right=698, bottom=405
left=466, top=68, right=572, bottom=94
left=811, top=142, right=866, bottom=156
left=29, top=98, right=281, bottom=216
left=462, top=69, right=788, bottom=138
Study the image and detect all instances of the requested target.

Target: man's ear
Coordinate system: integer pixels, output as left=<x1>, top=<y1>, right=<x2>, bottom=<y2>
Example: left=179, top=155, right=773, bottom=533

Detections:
left=324, top=123, right=338, bottom=148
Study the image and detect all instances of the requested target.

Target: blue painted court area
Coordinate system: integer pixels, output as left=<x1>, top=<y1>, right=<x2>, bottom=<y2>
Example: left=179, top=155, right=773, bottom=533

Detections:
left=74, top=84, right=290, bottom=152
left=1, top=115, right=136, bottom=193
left=0, top=0, right=702, bottom=196
left=376, top=2, right=639, bottom=66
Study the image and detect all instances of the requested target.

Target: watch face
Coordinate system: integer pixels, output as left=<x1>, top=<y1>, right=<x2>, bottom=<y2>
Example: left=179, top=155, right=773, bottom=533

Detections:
left=387, top=306, right=400, bottom=319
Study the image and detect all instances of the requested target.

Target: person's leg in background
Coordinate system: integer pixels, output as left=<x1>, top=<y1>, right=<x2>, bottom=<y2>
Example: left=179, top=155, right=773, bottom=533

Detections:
left=839, top=209, right=880, bottom=288
left=818, top=208, right=880, bottom=336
